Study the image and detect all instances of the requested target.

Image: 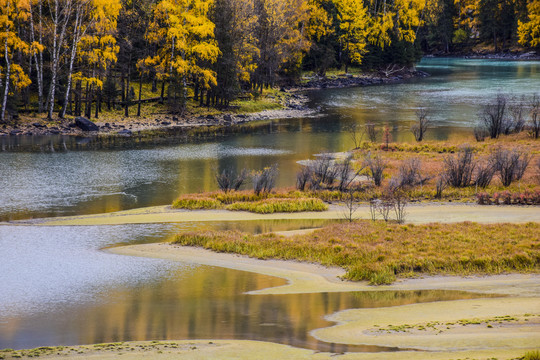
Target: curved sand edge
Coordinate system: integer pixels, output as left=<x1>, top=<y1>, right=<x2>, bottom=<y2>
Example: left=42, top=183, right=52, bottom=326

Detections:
left=312, top=297, right=540, bottom=351
left=7, top=340, right=539, bottom=360
left=109, top=243, right=540, bottom=296
left=105, top=243, right=540, bottom=357
left=14, top=203, right=540, bottom=226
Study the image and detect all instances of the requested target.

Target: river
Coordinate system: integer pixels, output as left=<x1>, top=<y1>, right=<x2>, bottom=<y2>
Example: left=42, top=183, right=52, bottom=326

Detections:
left=0, top=58, right=538, bottom=351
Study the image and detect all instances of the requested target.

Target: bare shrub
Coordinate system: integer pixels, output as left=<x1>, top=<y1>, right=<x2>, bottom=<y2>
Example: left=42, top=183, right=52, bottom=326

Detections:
left=435, top=175, right=447, bottom=199
left=336, top=154, right=363, bottom=192
left=382, top=126, right=392, bottom=150
left=395, top=158, right=429, bottom=188
left=347, top=124, right=363, bottom=149
left=443, top=145, right=476, bottom=187
left=473, top=125, right=488, bottom=142
left=492, top=148, right=531, bottom=187
left=530, top=94, right=540, bottom=139
left=364, top=152, right=387, bottom=186
left=296, top=166, right=312, bottom=191
left=215, top=168, right=248, bottom=192
left=411, top=108, right=430, bottom=142
left=310, top=153, right=338, bottom=189
left=366, top=123, right=379, bottom=142
left=479, top=93, right=507, bottom=139
left=342, top=188, right=360, bottom=222
left=473, top=160, right=496, bottom=188
left=375, top=198, right=393, bottom=222
left=369, top=198, right=378, bottom=221
left=252, top=164, right=278, bottom=195
left=392, top=189, right=408, bottom=224
left=506, top=98, right=526, bottom=134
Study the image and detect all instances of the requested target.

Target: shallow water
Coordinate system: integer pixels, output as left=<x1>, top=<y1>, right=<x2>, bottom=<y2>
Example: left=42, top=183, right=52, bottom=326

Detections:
left=1, top=58, right=539, bottom=221
left=0, top=221, right=486, bottom=352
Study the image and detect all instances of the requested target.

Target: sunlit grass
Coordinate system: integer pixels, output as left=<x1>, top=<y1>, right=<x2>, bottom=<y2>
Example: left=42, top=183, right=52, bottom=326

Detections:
left=172, top=191, right=328, bottom=213
left=172, top=221, right=540, bottom=285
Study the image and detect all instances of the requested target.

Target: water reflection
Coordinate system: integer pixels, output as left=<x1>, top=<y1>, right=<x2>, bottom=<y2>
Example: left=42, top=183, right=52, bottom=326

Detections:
left=1, top=58, right=539, bottom=221
left=1, top=264, right=485, bottom=352
left=0, top=220, right=493, bottom=352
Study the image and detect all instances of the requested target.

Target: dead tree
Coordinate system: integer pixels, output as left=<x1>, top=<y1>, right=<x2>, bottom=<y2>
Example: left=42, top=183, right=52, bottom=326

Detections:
left=411, top=108, right=430, bottom=142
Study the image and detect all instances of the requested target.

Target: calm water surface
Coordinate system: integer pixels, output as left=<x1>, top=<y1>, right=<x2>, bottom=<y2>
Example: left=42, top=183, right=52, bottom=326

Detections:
left=0, top=221, right=485, bottom=351
left=1, top=58, right=539, bottom=221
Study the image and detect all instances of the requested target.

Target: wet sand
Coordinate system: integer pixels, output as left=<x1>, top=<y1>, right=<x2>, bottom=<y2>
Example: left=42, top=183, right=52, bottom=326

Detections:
left=14, top=203, right=540, bottom=226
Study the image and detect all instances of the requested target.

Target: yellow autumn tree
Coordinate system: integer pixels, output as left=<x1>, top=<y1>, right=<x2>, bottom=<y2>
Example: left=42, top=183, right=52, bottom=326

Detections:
left=0, top=0, right=34, bottom=122
left=252, top=0, right=311, bottom=90
left=71, top=0, right=121, bottom=119
left=335, top=0, right=369, bottom=72
left=518, top=0, right=540, bottom=48
left=146, top=0, right=219, bottom=111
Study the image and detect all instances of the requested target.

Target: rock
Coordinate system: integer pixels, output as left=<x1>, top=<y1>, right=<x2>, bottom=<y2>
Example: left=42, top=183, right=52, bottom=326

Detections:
left=172, top=116, right=179, bottom=121
left=117, top=129, right=132, bottom=137
left=75, top=117, right=99, bottom=131
left=32, top=122, right=45, bottom=128
left=223, top=114, right=233, bottom=122
left=10, top=129, right=22, bottom=135
left=161, top=121, right=171, bottom=125
left=206, top=115, right=216, bottom=120
left=49, top=129, right=60, bottom=134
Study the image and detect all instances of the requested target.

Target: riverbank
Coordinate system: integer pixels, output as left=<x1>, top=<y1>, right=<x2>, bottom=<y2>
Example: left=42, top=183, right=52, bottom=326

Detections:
left=3, top=339, right=538, bottom=360
left=14, top=203, right=540, bottom=226
left=0, top=93, right=314, bottom=138
left=0, top=68, right=430, bottom=140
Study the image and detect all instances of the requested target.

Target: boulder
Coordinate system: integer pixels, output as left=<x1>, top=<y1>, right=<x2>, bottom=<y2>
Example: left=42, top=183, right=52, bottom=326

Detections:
left=117, top=129, right=132, bottom=137
left=75, top=117, right=99, bottom=132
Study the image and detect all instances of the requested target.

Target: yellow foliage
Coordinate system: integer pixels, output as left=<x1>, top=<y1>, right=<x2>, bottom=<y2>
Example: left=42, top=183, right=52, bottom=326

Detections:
left=307, top=0, right=333, bottom=41
left=336, top=0, right=368, bottom=65
left=518, top=0, right=540, bottom=48
left=146, top=0, right=219, bottom=89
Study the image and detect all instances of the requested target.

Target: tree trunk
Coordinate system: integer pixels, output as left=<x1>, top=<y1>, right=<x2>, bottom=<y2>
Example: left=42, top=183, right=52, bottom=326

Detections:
left=137, top=73, right=142, bottom=116
left=60, top=8, right=81, bottom=119
left=1, top=27, right=12, bottom=123
left=125, top=54, right=131, bottom=117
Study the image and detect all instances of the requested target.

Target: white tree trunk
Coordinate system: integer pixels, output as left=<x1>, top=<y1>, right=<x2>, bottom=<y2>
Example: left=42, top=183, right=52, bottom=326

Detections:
left=1, top=10, right=12, bottom=123
left=60, top=8, right=82, bottom=119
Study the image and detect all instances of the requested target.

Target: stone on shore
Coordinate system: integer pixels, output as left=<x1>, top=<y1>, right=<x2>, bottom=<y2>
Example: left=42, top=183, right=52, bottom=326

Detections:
left=74, top=117, right=99, bottom=132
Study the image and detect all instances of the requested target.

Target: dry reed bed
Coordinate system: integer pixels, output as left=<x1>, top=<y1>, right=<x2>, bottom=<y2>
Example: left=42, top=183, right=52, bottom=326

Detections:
left=172, top=221, right=540, bottom=285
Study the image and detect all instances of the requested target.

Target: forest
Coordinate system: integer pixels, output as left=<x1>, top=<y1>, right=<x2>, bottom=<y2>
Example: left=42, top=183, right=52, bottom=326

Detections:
left=1, top=0, right=539, bottom=123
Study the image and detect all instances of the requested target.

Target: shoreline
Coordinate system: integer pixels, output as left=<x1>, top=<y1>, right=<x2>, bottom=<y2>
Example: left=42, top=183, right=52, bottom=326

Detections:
left=108, top=242, right=540, bottom=297
left=4, top=339, right=538, bottom=360
left=9, top=202, right=540, bottom=226
left=0, top=68, right=428, bottom=141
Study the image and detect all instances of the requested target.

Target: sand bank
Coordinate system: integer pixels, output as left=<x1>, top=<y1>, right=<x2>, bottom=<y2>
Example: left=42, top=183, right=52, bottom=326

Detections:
left=16, top=203, right=540, bottom=226
left=109, top=243, right=540, bottom=297
left=4, top=340, right=538, bottom=360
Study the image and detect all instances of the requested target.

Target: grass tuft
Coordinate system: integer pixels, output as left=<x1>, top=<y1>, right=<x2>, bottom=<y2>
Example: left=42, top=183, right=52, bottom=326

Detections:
left=226, top=198, right=328, bottom=214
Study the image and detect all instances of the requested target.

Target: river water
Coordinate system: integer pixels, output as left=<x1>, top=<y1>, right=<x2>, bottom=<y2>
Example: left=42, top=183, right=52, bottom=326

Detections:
left=0, top=58, right=536, bottom=351
left=1, top=58, right=539, bottom=221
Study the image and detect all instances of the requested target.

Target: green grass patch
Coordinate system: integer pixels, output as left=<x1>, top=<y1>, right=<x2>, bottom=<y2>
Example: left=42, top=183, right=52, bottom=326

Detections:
left=226, top=198, right=328, bottom=214
left=172, top=221, right=540, bottom=285
left=172, top=191, right=328, bottom=213
left=172, top=196, right=222, bottom=210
